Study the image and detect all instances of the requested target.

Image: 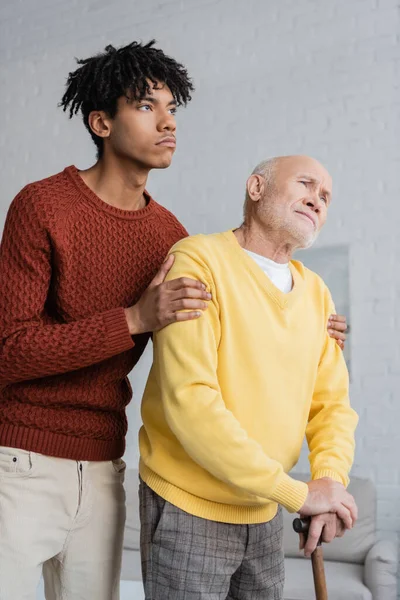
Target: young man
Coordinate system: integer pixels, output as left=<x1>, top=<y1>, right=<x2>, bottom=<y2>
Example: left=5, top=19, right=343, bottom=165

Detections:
left=139, top=155, right=358, bottom=600
left=0, top=40, right=209, bottom=600
left=0, top=42, right=346, bottom=599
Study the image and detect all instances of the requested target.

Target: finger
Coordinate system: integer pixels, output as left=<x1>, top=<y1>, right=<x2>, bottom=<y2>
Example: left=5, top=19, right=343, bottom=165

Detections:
left=337, top=339, right=345, bottom=350
left=348, top=498, right=358, bottom=523
left=171, top=287, right=212, bottom=301
left=328, top=330, right=346, bottom=341
left=304, top=519, right=324, bottom=556
left=342, top=493, right=358, bottom=524
left=155, top=310, right=202, bottom=331
left=335, top=505, right=353, bottom=530
left=166, top=277, right=207, bottom=292
left=329, top=314, right=346, bottom=323
left=321, top=520, right=336, bottom=544
left=151, top=254, right=175, bottom=286
left=328, top=320, right=347, bottom=332
left=172, top=299, right=208, bottom=311
left=336, top=519, right=346, bottom=537
left=175, top=310, right=203, bottom=322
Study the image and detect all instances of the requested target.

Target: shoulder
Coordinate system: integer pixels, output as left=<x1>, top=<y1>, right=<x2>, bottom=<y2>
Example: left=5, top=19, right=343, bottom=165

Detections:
left=150, top=200, right=189, bottom=244
left=169, top=231, right=226, bottom=255
left=7, top=167, right=74, bottom=225
left=163, top=233, right=227, bottom=286
left=291, top=259, right=334, bottom=308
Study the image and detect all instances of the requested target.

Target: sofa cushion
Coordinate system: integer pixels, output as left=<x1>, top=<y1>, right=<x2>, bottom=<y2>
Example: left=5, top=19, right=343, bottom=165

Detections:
left=283, top=474, right=376, bottom=564
left=284, top=557, right=372, bottom=600
left=364, top=540, right=399, bottom=600
left=123, top=469, right=141, bottom=551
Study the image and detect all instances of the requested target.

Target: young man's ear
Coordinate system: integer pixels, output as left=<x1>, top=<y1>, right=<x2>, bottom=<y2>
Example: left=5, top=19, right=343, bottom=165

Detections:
left=88, top=111, right=112, bottom=140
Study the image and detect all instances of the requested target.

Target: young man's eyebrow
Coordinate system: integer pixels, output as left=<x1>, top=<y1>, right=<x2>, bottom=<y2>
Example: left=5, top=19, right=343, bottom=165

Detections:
left=137, top=96, right=177, bottom=107
left=137, top=96, right=156, bottom=104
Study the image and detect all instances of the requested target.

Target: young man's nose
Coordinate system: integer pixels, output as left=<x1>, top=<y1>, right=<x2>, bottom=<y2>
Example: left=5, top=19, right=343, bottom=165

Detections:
left=158, top=112, right=176, bottom=132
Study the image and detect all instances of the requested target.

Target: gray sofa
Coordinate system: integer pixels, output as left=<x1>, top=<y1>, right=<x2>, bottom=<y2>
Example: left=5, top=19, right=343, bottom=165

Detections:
left=121, top=470, right=398, bottom=600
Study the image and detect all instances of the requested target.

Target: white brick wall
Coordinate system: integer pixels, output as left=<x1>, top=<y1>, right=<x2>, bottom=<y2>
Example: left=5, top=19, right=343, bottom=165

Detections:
left=1, top=0, right=399, bottom=592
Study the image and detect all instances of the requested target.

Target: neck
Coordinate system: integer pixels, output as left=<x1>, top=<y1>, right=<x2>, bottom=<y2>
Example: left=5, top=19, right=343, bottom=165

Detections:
left=234, top=222, right=297, bottom=264
left=79, top=155, right=150, bottom=211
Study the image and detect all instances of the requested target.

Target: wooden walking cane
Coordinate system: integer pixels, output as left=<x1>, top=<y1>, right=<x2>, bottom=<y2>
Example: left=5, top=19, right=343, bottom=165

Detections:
left=292, top=518, right=328, bottom=600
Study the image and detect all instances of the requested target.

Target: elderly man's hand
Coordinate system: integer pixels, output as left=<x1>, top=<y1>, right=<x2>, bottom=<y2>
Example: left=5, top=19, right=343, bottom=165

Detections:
left=328, top=314, right=347, bottom=350
left=299, top=478, right=358, bottom=530
left=298, top=513, right=347, bottom=557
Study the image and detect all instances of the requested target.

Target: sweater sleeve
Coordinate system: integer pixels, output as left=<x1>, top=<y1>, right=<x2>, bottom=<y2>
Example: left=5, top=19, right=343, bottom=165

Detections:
left=306, top=289, right=358, bottom=487
left=152, top=247, right=308, bottom=513
left=0, top=188, right=134, bottom=386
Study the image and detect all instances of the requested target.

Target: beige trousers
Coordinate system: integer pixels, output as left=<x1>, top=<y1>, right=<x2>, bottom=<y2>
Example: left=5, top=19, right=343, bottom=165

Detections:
left=0, top=445, right=126, bottom=600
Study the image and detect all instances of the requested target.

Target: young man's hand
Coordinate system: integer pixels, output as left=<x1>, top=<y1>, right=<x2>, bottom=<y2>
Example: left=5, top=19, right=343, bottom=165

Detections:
left=298, top=513, right=346, bottom=557
left=299, top=478, right=358, bottom=532
left=328, top=314, right=347, bottom=350
left=125, top=254, right=211, bottom=335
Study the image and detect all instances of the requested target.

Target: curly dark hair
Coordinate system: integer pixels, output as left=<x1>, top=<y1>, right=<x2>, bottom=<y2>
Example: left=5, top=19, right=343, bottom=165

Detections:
left=59, top=40, right=194, bottom=157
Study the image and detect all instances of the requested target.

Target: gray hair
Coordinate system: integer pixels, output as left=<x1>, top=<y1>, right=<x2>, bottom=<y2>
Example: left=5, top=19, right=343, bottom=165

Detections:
left=251, top=157, right=278, bottom=182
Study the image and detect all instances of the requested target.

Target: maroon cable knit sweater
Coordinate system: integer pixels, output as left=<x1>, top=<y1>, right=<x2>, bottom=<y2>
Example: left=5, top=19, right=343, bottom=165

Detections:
left=0, top=166, right=187, bottom=460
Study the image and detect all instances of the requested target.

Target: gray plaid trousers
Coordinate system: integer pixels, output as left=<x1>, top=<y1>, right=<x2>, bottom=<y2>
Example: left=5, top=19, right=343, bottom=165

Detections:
left=139, top=479, right=284, bottom=599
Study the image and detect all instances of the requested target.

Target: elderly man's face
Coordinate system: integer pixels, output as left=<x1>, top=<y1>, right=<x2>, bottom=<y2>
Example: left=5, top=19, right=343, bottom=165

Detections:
left=259, top=156, right=332, bottom=248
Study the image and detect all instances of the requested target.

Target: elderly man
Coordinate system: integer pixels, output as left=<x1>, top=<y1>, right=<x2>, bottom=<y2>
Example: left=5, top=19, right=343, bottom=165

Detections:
left=138, top=155, right=358, bottom=599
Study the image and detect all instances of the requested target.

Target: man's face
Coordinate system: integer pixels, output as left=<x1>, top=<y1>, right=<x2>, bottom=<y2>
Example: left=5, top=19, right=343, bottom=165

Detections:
left=258, top=156, right=332, bottom=248
left=106, top=82, right=177, bottom=170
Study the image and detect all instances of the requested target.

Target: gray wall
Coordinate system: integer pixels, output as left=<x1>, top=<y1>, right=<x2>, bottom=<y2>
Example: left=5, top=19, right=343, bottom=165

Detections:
left=1, top=0, right=399, bottom=588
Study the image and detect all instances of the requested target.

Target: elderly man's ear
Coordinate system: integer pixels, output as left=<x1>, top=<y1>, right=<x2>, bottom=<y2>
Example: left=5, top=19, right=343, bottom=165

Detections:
left=247, top=174, right=266, bottom=203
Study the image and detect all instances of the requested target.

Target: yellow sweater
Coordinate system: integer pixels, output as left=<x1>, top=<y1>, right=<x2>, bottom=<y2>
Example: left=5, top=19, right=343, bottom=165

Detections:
left=139, top=231, right=358, bottom=524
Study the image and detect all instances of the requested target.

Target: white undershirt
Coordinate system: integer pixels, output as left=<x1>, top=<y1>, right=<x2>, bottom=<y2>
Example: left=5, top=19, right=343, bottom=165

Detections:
left=244, top=249, right=293, bottom=294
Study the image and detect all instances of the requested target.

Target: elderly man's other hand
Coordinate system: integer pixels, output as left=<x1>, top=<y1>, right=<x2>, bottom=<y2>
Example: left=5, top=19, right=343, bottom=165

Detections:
left=299, top=477, right=358, bottom=531
left=328, top=314, right=347, bottom=350
left=298, top=513, right=346, bottom=557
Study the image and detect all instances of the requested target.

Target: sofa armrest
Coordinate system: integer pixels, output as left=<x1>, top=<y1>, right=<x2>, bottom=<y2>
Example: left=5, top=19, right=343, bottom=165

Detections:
left=363, top=539, right=398, bottom=600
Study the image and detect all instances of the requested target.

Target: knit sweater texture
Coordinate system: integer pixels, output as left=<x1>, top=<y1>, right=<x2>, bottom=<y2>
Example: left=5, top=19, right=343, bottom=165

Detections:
left=0, top=166, right=187, bottom=460
left=139, top=232, right=358, bottom=524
